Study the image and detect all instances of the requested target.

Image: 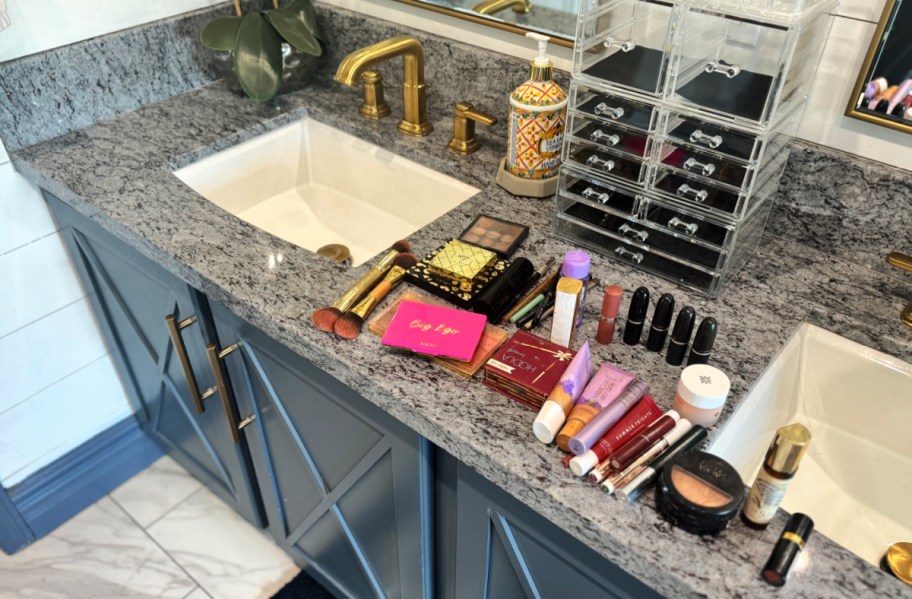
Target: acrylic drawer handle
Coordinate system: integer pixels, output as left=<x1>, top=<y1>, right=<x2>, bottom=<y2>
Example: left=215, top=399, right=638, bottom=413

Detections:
left=165, top=313, right=208, bottom=414
left=689, top=129, right=723, bottom=149
left=614, top=246, right=644, bottom=264
left=705, top=59, right=741, bottom=79
left=582, top=186, right=611, bottom=204
left=667, top=216, right=699, bottom=235
left=683, top=157, right=716, bottom=177
left=594, top=102, right=625, bottom=120
left=205, top=342, right=256, bottom=445
left=590, top=130, right=621, bottom=146
left=586, top=155, right=615, bottom=172
left=619, top=223, right=649, bottom=242
left=677, top=184, right=709, bottom=203
left=604, top=36, right=636, bottom=53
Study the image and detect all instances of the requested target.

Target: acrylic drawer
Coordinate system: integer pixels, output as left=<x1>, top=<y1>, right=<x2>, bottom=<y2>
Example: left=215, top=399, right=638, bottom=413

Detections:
left=565, top=138, right=650, bottom=186
left=558, top=198, right=725, bottom=270
left=650, top=154, right=785, bottom=219
left=557, top=166, right=639, bottom=216
left=574, top=0, right=677, bottom=98
left=570, top=84, right=661, bottom=134
left=666, top=6, right=834, bottom=127
left=567, top=111, right=651, bottom=160
left=555, top=213, right=721, bottom=293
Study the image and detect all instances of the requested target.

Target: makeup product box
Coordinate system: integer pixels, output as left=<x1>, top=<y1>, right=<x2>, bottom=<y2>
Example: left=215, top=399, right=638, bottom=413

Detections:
left=369, top=291, right=509, bottom=378
left=407, top=240, right=511, bottom=308
left=483, top=330, right=576, bottom=410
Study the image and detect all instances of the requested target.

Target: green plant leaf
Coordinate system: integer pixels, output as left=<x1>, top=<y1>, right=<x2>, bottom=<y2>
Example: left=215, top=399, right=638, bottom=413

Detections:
left=201, top=16, right=243, bottom=51
left=233, top=13, right=283, bottom=102
left=277, top=0, right=322, bottom=41
left=264, top=10, right=321, bottom=56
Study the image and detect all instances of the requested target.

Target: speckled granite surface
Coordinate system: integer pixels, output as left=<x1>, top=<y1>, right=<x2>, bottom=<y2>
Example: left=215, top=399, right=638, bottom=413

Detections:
left=6, top=3, right=912, bottom=597
left=14, top=75, right=912, bottom=597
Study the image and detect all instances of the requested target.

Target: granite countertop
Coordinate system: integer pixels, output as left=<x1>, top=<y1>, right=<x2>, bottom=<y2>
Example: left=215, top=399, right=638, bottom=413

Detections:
left=13, top=79, right=912, bottom=598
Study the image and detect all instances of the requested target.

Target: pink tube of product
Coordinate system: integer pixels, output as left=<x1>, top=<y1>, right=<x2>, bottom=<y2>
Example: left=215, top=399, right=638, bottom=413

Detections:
left=533, top=342, right=593, bottom=444
left=568, top=379, right=650, bottom=456
left=555, top=363, right=635, bottom=452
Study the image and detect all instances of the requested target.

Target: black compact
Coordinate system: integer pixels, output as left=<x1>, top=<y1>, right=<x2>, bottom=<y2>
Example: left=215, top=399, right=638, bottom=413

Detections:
left=459, top=215, right=529, bottom=258
left=655, top=451, right=744, bottom=536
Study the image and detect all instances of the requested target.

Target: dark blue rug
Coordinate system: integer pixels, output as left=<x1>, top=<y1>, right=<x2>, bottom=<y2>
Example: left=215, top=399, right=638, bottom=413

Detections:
left=271, top=570, right=335, bottom=598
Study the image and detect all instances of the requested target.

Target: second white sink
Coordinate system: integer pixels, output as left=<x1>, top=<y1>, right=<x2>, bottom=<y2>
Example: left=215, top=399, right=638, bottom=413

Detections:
left=710, top=323, right=912, bottom=565
left=174, top=117, right=479, bottom=266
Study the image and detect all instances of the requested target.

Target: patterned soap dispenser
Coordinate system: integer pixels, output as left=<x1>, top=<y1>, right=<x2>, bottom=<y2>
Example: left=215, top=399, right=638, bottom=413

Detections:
left=496, top=32, right=568, bottom=198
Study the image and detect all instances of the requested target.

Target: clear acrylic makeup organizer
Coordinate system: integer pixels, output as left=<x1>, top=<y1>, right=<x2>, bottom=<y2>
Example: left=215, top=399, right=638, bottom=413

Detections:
left=555, top=0, right=838, bottom=297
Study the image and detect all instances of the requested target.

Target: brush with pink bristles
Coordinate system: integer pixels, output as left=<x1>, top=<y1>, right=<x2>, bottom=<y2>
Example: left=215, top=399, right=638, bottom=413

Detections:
left=311, top=241, right=412, bottom=333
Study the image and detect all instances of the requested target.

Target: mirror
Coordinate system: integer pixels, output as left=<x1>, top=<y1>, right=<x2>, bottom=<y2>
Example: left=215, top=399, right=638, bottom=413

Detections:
left=394, top=0, right=578, bottom=47
left=846, top=0, right=912, bottom=134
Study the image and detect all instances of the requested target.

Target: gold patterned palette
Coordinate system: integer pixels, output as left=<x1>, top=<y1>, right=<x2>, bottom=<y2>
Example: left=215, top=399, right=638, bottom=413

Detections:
left=427, top=239, right=497, bottom=289
left=407, top=240, right=509, bottom=308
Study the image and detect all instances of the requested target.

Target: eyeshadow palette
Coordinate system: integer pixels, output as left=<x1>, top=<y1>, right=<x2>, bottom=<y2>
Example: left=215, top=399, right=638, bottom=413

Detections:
left=427, top=239, right=497, bottom=289
left=407, top=241, right=510, bottom=308
left=459, top=215, right=530, bottom=257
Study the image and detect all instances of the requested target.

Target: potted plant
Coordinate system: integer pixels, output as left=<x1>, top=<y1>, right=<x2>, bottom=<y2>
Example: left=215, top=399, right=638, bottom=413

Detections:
left=201, top=0, right=323, bottom=102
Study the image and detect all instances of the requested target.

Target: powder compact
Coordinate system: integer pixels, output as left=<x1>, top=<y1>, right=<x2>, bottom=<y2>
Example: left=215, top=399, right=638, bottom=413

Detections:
left=458, top=215, right=529, bottom=257
left=655, top=450, right=744, bottom=535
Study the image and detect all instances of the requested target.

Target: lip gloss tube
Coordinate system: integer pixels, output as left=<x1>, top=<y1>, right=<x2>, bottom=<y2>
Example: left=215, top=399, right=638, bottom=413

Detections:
left=555, top=363, right=635, bottom=452
left=598, top=419, right=693, bottom=494
left=569, top=395, right=661, bottom=476
left=609, top=411, right=680, bottom=470
left=568, top=380, right=649, bottom=455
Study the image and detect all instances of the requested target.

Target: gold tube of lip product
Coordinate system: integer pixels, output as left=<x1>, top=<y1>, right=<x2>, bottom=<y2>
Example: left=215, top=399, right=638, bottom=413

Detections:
left=330, top=249, right=400, bottom=312
left=550, top=277, right=583, bottom=348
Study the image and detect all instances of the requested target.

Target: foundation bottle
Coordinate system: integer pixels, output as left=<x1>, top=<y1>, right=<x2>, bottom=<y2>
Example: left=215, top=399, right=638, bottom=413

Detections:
left=741, top=423, right=811, bottom=529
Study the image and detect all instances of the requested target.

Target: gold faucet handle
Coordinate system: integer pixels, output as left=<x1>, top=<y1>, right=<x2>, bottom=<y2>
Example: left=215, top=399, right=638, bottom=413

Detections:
left=448, top=102, right=498, bottom=155
left=887, top=252, right=912, bottom=273
left=359, top=71, right=391, bottom=120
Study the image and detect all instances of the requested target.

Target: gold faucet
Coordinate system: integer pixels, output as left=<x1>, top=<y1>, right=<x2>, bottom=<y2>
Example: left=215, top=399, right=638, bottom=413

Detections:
left=334, top=35, right=433, bottom=137
left=471, top=0, right=532, bottom=14
left=887, top=252, right=912, bottom=328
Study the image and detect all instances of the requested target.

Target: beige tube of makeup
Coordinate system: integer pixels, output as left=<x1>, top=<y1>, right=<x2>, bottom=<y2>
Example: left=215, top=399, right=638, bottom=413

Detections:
left=533, top=341, right=593, bottom=444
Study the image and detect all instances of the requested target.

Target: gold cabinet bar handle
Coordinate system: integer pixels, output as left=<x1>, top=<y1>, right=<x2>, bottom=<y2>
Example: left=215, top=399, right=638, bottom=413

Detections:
left=205, top=342, right=255, bottom=444
left=165, top=313, right=207, bottom=414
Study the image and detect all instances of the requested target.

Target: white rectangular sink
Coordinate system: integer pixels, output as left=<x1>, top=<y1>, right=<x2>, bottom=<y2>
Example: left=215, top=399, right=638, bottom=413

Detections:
left=710, top=323, right=912, bottom=565
left=174, top=117, right=479, bottom=266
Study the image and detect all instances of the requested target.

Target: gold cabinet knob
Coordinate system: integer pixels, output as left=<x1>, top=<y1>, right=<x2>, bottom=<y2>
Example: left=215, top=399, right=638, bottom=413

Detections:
left=448, top=102, right=498, bottom=155
left=359, top=71, right=391, bottom=120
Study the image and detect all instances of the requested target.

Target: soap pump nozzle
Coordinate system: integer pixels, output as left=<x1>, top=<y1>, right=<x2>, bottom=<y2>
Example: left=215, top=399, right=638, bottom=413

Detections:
left=525, top=32, right=553, bottom=81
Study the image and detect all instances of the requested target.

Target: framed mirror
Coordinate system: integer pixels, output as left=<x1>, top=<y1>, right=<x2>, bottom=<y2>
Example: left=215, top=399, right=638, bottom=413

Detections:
left=846, top=0, right=912, bottom=134
left=394, top=0, right=578, bottom=47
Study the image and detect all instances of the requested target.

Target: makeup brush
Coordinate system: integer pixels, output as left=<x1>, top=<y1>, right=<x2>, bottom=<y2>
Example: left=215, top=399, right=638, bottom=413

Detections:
left=311, top=242, right=413, bottom=332
left=333, top=258, right=417, bottom=339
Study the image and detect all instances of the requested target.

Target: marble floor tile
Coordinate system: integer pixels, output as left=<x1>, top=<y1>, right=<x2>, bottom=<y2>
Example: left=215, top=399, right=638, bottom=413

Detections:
left=147, top=487, right=299, bottom=599
left=0, top=496, right=196, bottom=599
left=110, top=455, right=204, bottom=528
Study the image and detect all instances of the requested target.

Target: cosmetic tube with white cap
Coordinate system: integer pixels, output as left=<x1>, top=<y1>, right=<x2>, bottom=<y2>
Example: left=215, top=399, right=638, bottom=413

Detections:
left=615, top=425, right=708, bottom=504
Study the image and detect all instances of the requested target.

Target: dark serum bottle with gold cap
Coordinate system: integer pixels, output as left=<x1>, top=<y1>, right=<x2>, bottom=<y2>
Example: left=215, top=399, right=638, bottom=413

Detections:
left=742, top=423, right=811, bottom=529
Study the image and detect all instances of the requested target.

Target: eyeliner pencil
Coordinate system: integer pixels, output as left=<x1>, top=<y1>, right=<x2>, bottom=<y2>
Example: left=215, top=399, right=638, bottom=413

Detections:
left=501, top=266, right=560, bottom=323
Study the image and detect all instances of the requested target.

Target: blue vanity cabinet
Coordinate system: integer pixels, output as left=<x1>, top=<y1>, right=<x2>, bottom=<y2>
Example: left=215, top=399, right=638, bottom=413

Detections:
left=205, top=299, right=434, bottom=599
left=45, top=194, right=264, bottom=528
left=437, top=451, right=662, bottom=599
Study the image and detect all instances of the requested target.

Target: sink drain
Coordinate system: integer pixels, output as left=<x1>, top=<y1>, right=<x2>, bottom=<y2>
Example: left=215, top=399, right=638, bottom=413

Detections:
left=317, top=244, right=352, bottom=264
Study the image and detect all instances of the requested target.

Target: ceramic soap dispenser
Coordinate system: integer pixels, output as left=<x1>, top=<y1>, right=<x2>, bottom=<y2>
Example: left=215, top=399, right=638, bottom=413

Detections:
left=496, top=32, right=568, bottom=198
